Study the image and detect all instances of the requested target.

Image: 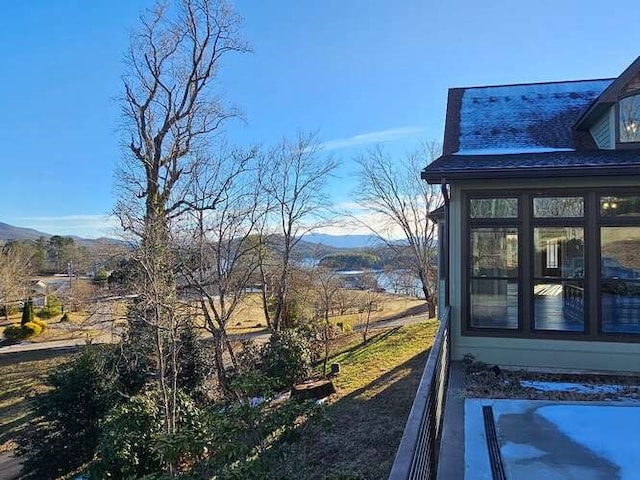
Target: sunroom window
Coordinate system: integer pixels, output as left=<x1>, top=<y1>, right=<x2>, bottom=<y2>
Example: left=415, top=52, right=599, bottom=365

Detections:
left=619, top=94, right=640, bottom=142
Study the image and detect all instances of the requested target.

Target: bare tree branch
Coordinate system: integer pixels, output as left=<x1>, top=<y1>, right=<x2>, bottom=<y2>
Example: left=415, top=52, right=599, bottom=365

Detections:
left=353, top=141, right=442, bottom=316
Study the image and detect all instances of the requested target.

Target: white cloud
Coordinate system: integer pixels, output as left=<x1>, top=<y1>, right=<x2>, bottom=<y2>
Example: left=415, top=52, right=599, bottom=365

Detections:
left=316, top=202, right=407, bottom=239
left=320, top=126, right=427, bottom=152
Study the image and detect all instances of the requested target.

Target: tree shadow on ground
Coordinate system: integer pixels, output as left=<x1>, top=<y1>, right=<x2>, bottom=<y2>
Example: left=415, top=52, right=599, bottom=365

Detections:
left=268, top=346, right=432, bottom=480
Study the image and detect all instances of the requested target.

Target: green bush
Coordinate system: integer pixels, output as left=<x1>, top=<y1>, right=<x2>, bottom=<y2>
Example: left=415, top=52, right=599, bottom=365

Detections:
left=17, top=347, right=119, bottom=479
left=177, top=320, right=214, bottom=397
left=3, top=320, right=46, bottom=340
left=37, top=305, right=63, bottom=319
left=21, top=298, right=34, bottom=325
left=3, top=324, right=24, bottom=341
left=260, top=329, right=312, bottom=390
left=92, top=392, right=164, bottom=479
left=93, top=269, right=109, bottom=286
left=92, top=391, right=203, bottom=479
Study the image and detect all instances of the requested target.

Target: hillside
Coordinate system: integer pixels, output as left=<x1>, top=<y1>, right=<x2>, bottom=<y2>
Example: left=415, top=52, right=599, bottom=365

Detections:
left=0, top=222, right=51, bottom=241
left=0, top=221, right=122, bottom=247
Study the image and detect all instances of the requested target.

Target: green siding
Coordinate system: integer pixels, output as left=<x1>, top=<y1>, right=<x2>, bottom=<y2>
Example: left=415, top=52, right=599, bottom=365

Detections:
left=590, top=107, right=614, bottom=149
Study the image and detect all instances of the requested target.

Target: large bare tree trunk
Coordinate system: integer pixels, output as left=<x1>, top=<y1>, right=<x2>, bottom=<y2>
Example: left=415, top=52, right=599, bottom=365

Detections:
left=115, top=0, right=248, bottom=473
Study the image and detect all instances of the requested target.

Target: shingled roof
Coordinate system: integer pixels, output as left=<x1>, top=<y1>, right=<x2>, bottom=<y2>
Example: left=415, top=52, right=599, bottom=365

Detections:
left=423, top=149, right=640, bottom=183
left=442, top=78, right=613, bottom=155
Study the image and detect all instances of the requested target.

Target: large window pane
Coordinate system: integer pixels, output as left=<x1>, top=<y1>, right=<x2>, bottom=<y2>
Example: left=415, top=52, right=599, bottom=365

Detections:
left=533, top=196, right=584, bottom=218
left=600, top=195, right=640, bottom=218
left=471, top=279, right=518, bottom=329
left=471, top=228, right=518, bottom=277
left=601, top=227, right=640, bottom=278
left=470, top=227, right=518, bottom=329
left=602, top=281, right=640, bottom=333
left=619, top=94, right=640, bottom=143
left=601, top=227, right=640, bottom=333
left=534, top=280, right=585, bottom=331
left=470, top=198, right=518, bottom=218
left=533, top=228, right=584, bottom=278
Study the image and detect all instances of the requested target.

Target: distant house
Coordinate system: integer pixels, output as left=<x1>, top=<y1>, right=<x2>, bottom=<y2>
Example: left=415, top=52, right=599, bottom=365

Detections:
left=424, top=57, right=640, bottom=372
left=30, top=280, right=47, bottom=307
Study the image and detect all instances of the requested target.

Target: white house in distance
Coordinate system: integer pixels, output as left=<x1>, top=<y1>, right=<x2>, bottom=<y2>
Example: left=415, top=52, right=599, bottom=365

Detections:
left=424, top=57, right=640, bottom=372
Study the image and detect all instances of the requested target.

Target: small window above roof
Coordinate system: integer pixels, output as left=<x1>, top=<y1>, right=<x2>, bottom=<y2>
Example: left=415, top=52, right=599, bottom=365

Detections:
left=619, top=94, right=640, bottom=143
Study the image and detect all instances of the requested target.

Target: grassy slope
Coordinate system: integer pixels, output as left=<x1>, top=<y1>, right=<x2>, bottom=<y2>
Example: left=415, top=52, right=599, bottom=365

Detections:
left=269, top=321, right=438, bottom=480
left=0, top=352, right=74, bottom=454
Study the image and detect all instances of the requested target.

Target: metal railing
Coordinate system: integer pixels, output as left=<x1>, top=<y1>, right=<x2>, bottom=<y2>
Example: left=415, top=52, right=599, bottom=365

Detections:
left=389, top=306, right=451, bottom=480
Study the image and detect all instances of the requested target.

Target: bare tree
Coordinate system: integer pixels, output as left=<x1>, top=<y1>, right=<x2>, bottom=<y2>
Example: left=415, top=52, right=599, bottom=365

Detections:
left=0, top=242, right=32, bottom=321
left=115, top=0, right=248, bottom=472
left=178, top=148, right=265, bottom=395
left=259, top=133, right=338, bottom=330
left=311, top=268, right=343, bottom=375
left=356, top=272, right=382, bottom=344
left=354, top=142, right=442, bottom=317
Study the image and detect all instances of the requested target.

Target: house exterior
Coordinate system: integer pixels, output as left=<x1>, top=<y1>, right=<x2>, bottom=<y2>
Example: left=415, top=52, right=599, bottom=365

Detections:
left=30, top=280, right=48, bottom=307
left=424, top=57, right=640, bottom=373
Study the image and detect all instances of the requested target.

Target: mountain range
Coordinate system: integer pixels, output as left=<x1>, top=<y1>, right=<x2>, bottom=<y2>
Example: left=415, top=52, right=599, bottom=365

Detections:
left=0, top=222, right=380, bottom=250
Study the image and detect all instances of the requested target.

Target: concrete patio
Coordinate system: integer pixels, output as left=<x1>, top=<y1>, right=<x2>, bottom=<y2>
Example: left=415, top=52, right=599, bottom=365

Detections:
left=437, top=363, right=640, bottom=479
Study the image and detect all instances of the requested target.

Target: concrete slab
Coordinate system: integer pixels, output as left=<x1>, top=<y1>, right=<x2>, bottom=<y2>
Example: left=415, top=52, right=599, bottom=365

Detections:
left=465, top=399, right=640, bottom=479
left=437, top=362, right=465, bottom=480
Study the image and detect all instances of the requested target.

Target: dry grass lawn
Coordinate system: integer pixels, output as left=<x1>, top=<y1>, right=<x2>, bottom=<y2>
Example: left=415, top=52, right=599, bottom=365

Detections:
left=223, top=292, right=428, bottom=335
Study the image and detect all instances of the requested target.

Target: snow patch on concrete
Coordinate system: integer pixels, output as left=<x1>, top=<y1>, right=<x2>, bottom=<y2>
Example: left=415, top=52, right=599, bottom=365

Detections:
left=519, top=380, right=623, bottom=394
left=538, top=405, right=640, bottom=479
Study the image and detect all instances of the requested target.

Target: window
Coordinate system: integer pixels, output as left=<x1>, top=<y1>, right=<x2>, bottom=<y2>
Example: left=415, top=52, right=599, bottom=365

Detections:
left=600, top=227, right=640, bottom=333
left=464, top=190, right=640, bottom=341
left=600, top=195, right=640, bottom=217
left=533, top=227, right=585, bottom=332
left=533, top=196, right=584, bottom=218
left=619, top=94, right=640, bottom=143
left=470, top=228, right=519, bottom=329
left=470, top=198, right=518, bottom=218
left=467, top=197, right=519, bottom=330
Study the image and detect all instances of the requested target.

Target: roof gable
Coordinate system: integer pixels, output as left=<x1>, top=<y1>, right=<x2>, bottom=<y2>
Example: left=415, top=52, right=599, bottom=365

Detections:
left=575, top=57, right=640, bottom=130
left=443, top=79, right=613, bottom=155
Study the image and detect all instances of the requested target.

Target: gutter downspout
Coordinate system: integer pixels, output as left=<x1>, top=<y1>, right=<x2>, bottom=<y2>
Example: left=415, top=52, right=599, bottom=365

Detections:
left=441, top=178, right=450, bottom=308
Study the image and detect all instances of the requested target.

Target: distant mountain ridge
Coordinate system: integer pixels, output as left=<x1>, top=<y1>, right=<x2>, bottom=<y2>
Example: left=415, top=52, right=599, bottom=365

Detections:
left=0, top=221, right=380, bottom=251
left=0, top=221, right=119, bottom=246
left=0, top=222, right=51, bottom=241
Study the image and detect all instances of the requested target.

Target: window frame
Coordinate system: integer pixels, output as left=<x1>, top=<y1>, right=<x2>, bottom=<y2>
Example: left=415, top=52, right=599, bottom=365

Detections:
left=616, top=91, right=640, bottom=147
left=462, top=188, right=640, bottom=343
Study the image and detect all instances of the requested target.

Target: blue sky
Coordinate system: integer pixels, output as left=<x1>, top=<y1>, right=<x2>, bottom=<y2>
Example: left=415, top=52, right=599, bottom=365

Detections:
left=1, top=0, right=639, bottom=237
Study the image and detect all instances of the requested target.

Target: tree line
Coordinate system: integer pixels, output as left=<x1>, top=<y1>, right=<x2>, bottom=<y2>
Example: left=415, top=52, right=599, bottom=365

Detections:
left=12, top=0, right=443, bottom=477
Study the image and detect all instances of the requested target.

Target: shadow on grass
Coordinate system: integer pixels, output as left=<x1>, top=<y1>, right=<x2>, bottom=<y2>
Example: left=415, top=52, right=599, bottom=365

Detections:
left=375, top=302, right=430, bottom=322
left=0, top=411, right=35, bottom=446
left=0, top=349, right=76, bottom=368
left=269, top=346, right=433, bottom=480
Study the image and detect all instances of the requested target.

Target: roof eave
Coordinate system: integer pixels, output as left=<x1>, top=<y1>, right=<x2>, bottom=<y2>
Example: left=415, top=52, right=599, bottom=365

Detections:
left=423, top=165, right=640, bottom=184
